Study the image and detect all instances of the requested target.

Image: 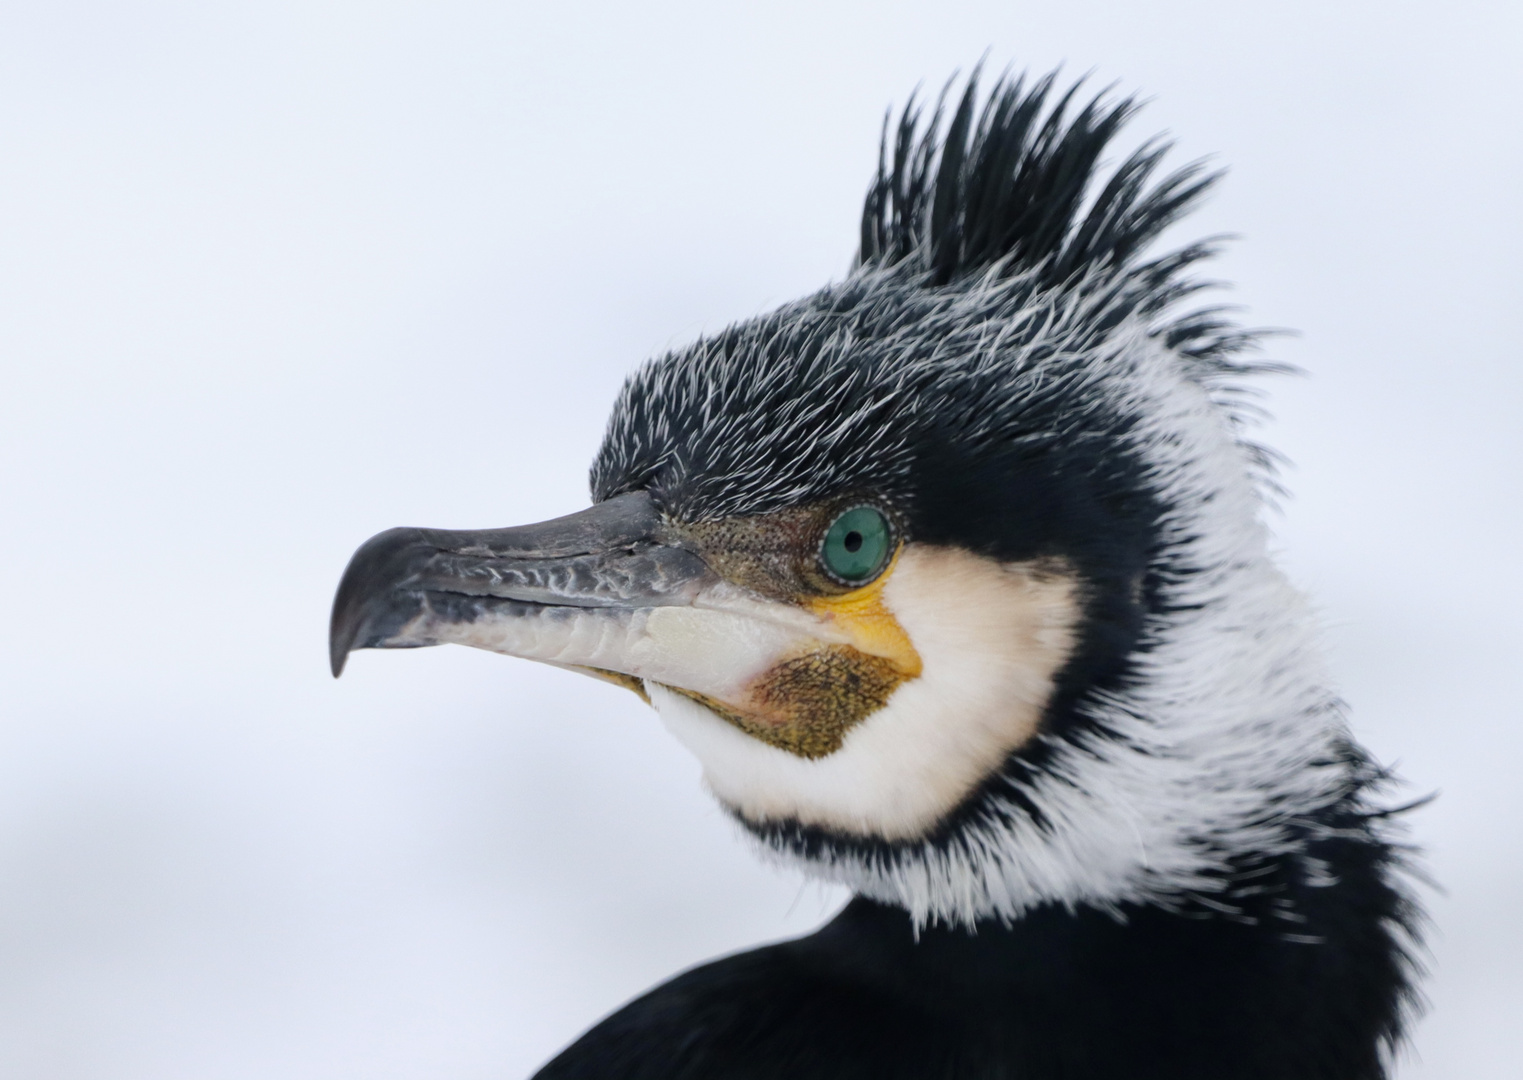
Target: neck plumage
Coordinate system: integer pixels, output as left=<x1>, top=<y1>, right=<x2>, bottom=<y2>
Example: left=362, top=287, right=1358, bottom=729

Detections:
left=797, top=809, right=1416, bottom=1079
left=535, top=784, right=1418, bottom=1080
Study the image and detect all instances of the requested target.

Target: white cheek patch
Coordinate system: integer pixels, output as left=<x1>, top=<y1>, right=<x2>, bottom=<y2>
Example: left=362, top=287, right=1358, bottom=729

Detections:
left=650, top=545, right=1082, bottom=840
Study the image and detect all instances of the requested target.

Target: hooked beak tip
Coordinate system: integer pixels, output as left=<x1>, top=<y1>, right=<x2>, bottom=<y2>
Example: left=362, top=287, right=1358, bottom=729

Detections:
left=328, top=525, right=432, bottom=681
left=329, top=578, right=375, bottom=678
left=329, top=601, right=357, bottom=677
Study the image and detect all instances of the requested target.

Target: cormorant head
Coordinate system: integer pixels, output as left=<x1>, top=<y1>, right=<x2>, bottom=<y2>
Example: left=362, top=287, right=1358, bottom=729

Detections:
left=331, top=72, right=1354, bottom=927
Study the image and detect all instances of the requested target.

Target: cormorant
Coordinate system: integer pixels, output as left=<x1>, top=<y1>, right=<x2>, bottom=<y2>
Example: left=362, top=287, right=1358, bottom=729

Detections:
left=329, top=70, right=1422, bottom=1079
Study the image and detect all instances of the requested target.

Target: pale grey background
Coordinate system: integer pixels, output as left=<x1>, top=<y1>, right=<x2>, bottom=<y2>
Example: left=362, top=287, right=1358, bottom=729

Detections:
left=0, top=2, right=1517, bottom=1077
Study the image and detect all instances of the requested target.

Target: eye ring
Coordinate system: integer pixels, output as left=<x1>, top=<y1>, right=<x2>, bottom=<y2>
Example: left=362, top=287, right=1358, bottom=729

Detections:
left=818, top=504, right=895, bottom=586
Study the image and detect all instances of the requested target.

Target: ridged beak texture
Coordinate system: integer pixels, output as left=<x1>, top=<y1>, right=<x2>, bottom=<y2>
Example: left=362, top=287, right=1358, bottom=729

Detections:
left=329, top=492, right=920, bottom=756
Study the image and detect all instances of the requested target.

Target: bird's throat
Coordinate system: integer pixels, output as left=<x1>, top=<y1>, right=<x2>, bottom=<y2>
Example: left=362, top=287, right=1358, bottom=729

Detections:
left=663, top=644, right=909, bottom=759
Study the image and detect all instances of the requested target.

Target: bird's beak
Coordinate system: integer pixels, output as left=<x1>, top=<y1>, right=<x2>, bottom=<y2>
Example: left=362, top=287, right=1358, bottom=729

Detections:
left=329, top=492, right=914, bottom=753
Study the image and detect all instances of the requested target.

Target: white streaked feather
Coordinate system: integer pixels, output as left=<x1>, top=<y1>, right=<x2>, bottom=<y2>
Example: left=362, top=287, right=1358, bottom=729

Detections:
left=602, top=262, right=1363, bottom=927
left=749, top=328, right=1350, bottom=925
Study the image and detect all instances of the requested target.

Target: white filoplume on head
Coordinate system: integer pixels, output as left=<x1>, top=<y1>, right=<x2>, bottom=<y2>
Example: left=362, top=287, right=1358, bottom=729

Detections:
left=728, top=334, right=1356, bottom=927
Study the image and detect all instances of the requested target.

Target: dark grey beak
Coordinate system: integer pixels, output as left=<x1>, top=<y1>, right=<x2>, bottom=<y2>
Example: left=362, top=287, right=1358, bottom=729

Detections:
left=328, top=491, right=716, bottom=677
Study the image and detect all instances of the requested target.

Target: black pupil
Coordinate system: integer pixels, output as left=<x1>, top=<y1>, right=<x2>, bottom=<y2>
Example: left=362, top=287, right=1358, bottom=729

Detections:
left=844, top=531, right=863, bottom=553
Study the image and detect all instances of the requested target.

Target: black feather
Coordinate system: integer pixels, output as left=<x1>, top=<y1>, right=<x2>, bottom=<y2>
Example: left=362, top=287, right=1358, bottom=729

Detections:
left=858, top=70, right=1220, bottom=292
left=536, top=801, right=1421, bottom=1080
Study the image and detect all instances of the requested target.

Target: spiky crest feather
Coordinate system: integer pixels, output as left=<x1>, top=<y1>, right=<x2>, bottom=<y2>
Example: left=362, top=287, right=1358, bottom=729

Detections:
left=591, top=72, right=1264, bottom=521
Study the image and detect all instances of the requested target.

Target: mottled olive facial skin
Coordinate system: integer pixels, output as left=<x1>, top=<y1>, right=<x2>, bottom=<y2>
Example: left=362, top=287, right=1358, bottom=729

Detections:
left=669, top=647, right=905, bottom=759
left=675, top=498, right=901, bottom=603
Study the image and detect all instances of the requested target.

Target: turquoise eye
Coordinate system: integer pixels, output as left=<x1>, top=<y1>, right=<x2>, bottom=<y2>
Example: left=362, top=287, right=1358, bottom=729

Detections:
left=820, top=506, right=893, bottom=584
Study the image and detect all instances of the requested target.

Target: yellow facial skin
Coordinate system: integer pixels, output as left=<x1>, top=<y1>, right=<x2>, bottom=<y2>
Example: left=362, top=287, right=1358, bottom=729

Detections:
left=802, top=548, right=922, bottom=680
